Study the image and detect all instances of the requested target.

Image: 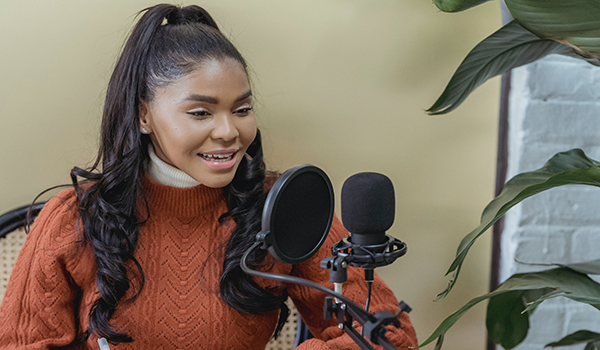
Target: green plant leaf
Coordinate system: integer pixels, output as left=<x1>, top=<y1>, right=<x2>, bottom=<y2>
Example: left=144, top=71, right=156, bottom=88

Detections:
left=585, top=342, right=600, bottom=350
left=546, top=330, right=600, bottom=347
left=420, top=290, right=494, bottom=348
left=433, top=334, right=444, bottom=350
left=515, top=258, right=600, bottom=275
left=422, top=268, right=600, bottom=349
left=504, top=0, right=600, bottom=60
left=488, top=268, right=600, bottom=349
left=486, top=291, right=532, bottom=349
left=437, top=149, right=600, bottom=300
left=433, top=0, right=491, bottom=13
left=560, top=49, right=600, bottom=67
left=427, top=20, right=572, bottom=115
left=521, top=289, right=567, bottom=314
left=563, top=259, right=600, bottom=275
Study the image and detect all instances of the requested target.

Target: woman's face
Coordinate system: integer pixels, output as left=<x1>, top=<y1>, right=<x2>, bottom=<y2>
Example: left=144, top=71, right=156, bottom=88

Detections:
left=139, top=58, right=257, bottom=188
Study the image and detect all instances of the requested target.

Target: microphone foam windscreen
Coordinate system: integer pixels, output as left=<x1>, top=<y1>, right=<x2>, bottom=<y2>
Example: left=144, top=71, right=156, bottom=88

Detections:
left=341, top=172, right=395, bottom=234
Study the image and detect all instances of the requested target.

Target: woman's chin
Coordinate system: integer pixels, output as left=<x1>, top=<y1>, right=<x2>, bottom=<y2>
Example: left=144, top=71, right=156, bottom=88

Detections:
left=201, top=179, right=234, bottom=188
left=190, top=171, right=237, bottom=188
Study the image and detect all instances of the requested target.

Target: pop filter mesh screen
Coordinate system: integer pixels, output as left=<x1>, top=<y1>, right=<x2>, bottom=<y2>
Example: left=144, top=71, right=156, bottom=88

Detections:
left=273, top=171, right=332, bottom=260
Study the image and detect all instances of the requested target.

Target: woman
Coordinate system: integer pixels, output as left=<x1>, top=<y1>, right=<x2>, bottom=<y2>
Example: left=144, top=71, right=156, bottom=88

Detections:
left=0, top=4, right=417, bottom=349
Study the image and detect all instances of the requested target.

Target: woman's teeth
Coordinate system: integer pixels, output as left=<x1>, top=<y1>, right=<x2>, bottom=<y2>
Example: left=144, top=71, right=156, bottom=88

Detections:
left=199, top=152, right=235, bottom=162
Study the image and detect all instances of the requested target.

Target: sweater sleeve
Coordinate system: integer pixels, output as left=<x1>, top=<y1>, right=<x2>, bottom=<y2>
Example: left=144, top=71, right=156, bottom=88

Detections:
left=287, top=216, right=418, bottom=350
left=0, top=190, right=84, bottom=349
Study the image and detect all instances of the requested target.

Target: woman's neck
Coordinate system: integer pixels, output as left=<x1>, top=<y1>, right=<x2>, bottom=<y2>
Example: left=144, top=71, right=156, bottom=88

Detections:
left=147, top=144, right=201, bottom=188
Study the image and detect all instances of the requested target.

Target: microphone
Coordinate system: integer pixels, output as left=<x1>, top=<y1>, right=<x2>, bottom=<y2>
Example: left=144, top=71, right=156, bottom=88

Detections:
left=332, top=172, right=407, bottom=269
left=240, top=166, right=404, bottom=350
left=331, top=172, right=409, bottom=317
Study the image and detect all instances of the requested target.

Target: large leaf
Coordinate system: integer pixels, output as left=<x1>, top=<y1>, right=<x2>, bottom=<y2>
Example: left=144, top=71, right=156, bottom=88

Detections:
left=521, top=289, right=567, bottom=314
left=433, top=0, right=491, bottom=13
left=547, top=330, right=600, bottom=348
left=489, top=268, right=600, bottom=349
left=437, top=149, right=600, bottom=300
left=485, top=290, right=538, bottom=349
left=422, top=268, right=600, bottom=349
left=512, top=258, right=600, bottom=275
left=427, top=20, right=572, bottom=115
left=563, top=259, right=600, bottom=275
left=505, top=0, right=600, bottom=60
left=560, top=48, right=600, bottom=67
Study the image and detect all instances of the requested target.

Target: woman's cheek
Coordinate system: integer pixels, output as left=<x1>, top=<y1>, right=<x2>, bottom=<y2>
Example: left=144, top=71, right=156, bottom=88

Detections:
left=242, top=118, right=258, bottom=145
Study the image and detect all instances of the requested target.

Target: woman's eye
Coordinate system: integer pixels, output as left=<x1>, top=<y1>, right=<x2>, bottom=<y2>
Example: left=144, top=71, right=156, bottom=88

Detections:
left=187, top=110, right=211, bottom=119
left=234, top=107, right=253, bottom=116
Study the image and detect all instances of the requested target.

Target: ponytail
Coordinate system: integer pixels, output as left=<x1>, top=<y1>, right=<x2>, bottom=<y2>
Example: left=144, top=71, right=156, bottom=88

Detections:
left=74, top=5, right=180, bottom=343
left=165, top=5, right=219, bottom=28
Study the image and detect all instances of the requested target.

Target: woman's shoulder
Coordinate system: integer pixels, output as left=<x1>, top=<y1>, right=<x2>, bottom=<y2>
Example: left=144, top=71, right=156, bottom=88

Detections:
left=5, top=186, right=93, bottom=305
left=28, top=187, right=83, bottom=256
left=35, top=181, right=97, bottom=226
left=36, top=187, right=79, bottom=224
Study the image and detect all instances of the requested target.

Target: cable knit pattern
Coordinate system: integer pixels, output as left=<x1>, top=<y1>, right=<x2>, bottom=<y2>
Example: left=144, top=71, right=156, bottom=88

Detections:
left=0, top=178, right=418, bottom=349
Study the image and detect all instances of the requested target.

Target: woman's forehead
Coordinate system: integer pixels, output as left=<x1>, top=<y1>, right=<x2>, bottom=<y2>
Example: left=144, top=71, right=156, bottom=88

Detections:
left=151, top=58, right=251, bottom=104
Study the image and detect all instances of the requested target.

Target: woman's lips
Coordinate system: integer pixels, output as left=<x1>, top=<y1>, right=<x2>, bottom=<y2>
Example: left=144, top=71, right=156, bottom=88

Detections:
left=198, top=150, right=238, bottom=170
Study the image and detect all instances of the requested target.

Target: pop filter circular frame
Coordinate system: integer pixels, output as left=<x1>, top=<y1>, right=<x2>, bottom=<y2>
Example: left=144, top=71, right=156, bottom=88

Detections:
left=256, top=164, right=334, bottom=264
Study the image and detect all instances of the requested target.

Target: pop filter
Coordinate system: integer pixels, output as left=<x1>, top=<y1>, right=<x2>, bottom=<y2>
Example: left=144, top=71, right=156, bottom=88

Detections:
left=256, top=164, right=334, bottom=264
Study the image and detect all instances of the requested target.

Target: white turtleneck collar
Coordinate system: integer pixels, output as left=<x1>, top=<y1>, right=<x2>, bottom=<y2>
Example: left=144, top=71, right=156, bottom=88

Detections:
left=147, top=145, right=201, bottom=188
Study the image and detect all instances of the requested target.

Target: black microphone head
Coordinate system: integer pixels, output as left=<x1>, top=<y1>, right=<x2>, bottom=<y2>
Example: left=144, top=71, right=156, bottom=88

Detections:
left=341, top=172, right=395, bottom=237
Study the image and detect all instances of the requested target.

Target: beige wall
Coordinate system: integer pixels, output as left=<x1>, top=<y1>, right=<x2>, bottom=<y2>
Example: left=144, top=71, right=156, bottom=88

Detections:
left=0, top=1, right=500, bottom=349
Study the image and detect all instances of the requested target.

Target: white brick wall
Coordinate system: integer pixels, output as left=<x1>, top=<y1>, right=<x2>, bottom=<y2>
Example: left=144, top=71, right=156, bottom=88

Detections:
left=499, top=54, right=600, bottom=349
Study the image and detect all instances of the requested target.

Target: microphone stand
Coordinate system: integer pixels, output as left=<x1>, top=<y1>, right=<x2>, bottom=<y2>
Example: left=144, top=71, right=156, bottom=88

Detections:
left=321, top=256, right=408, bottom=350
left=324, top=295, right=399, bottom=350
left=241, top=242, right=404, bottom=350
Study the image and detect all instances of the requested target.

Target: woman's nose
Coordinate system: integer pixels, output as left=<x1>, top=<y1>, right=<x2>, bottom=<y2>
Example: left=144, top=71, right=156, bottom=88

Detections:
left=211, top=114, right=239, bottom=141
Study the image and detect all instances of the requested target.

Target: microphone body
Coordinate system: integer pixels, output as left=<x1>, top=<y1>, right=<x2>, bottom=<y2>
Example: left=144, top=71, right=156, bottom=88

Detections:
left=334, top=172, right=406, bottom=269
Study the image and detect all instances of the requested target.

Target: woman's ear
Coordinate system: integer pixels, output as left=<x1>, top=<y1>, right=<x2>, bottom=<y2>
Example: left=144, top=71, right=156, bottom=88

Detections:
left=139, top=101, right=152, bottom=134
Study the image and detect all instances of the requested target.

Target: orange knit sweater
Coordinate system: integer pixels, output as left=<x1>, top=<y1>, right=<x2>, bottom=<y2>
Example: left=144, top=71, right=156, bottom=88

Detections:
left=0, top=178, right=418, bottom=349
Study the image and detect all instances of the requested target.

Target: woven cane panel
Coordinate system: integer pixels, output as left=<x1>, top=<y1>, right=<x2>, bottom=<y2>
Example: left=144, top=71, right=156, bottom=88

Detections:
left=0, top=227, right=27, bottom=303
left=264, top=298, right=299, bottom=350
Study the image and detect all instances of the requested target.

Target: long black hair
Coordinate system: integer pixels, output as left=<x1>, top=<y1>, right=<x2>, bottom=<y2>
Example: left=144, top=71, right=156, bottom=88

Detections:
left=71, top=4, right=287, bottom=343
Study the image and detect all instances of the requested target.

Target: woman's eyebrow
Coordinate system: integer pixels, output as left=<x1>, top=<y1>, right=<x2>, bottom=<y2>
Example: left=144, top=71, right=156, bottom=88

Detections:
left=236, top=90, right=252, bottom=102
left=181, top=90, right=252, bottom=104
left=182, top=94, right=219, bottom=104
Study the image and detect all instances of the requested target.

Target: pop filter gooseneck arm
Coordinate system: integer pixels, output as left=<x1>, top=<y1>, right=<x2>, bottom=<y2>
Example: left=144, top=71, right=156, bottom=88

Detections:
left=240, top=165, right=400, bottom=350
left=241, top=242, right=370, bottom=319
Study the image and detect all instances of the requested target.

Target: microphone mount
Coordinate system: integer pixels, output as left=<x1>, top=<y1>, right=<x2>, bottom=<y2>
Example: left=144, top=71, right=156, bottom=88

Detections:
left=331, top=235, right=407, bottom=269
